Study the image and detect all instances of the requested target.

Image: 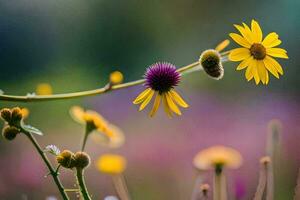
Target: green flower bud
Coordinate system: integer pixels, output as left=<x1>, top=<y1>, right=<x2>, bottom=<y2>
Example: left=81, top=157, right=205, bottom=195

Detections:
left=74, top=152, right=90, bottom=169
left=0, top=108, right=12, bottom=122
left=2, top=126, right=19, bottom=141
left=56, top=150, right=76, bottom=169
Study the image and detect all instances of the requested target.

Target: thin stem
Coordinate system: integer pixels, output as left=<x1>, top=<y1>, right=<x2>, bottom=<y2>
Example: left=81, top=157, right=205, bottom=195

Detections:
left=112, top=174, right=131, bottom=200
left=22, top=130, right=69, bottom=200
left=191, top=173, right=203, bottom=200
left=81, top=125, right=90, bottom=151
left=0, top=60, right=204, bottom=102
left=213, top=171, right=227, bottom=200
left=76, top=168, right=92, bottom=200
left=253, top=163, right=267, bottom=200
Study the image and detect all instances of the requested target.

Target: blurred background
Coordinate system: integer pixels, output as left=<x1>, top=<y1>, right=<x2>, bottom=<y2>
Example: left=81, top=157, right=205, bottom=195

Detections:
left=0, top=0, right=299, bottom=199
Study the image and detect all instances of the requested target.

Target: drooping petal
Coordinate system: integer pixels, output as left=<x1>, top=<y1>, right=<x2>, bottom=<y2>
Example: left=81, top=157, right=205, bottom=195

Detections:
left=262, top=32, right=281, bottom=48
left=251, top=20, right=263, bottom=43
left=166, top=92, right=181, bottom=115
left=263, top=57, right=280, bottom=78
left=133, top=88, right=152, bottom=104
left=257, top=61, right=267, bottom=84
left=265, top=68, right=269, bottom=84
left=229, top=48, right=251, bottom=61
left=170, top=90, right=189, bottom=108
left=266, top=48, right=288, bottom=59
left=139, top=90, right=154, bottom=111
left=236, top=56, right=251, bottom=70
left=162, top=94, right=172, bottom=118
left=229, top=33, right=251, bottom=48
left=264, top=56, right=284, bottom=75
left=149, top=93, right=161, bottom=117
left=215, top=39, right=230, bottom=52
left=248, top=58, right=260, bottom=84
left=69, top=106, right=85, bottom=124
left=245, top=65, right=254, bottom=81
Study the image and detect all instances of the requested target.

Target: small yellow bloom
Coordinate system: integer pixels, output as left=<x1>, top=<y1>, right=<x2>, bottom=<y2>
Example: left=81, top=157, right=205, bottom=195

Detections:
left=193, top=145, right=243, bottom=170
left=96, top=154, right=127, bottom=174
left=70, top=106, right=108, bottom=131
left=229, top=19, right=288, bottom=85
left=36, top=83, right=53, bottom=95
left=109, top=71, right=124, bottom=85
left=70, top=106, right=125, bottom=148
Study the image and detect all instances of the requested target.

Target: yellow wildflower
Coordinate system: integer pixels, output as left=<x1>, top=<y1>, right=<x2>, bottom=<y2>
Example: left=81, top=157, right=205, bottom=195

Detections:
left=229, top=19, right=288, bottom=85
left=193, top=145, right=243, bottom=170
left=96, top=154, right=127, bottom=174
left=36, top=83, right=53, bottom=95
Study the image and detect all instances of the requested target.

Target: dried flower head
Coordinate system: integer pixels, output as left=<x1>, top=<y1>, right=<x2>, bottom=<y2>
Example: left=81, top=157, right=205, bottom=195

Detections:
left=200, top=49, right=224, bottom=79
left=2, top=126, right=20, bottom=141
left=229, top=19, right=288, bottom=84
left=11, top=107, right=23, bottom=122
left=0, top=108, right=12, bottom=122
left=193, top=145, right=243, bottom=171
left=74, top=152, right=91, bottom=169
left=56, top=150, right=76, bottom=169
left=110, top=71, right=124, bottom=85
left=36, top=83, right=53, bottom=95
left=133, top=62, right=189, bottom=117
left=96, top=154, right=127, bottom=175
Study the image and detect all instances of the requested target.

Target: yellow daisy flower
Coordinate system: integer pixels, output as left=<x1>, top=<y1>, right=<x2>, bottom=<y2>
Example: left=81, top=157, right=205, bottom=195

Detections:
left=70, top=106, right=125, bottom=149
left=133, top=62, right=189, bottom=118
left=193, top=145, right=243, bottom=170
left=229, top=19, right=288, bottom=85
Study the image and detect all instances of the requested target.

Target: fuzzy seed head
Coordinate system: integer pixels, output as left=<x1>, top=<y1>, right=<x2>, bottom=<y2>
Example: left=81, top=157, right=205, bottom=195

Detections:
left=0, top=108, right=12, bottom=122
left=56, top=150, right=76, bottom=169
left=74, top=152, right=90, bottom=169
left=2, top=126, right=19, bottom=141
left=200, top=49, right=224, bottom=79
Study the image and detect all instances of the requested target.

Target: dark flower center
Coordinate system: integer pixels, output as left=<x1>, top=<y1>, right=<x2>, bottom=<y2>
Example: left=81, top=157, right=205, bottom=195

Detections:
left=145, top=62, right=180, bottom=94
left=250, top=43, right=266, bottom=60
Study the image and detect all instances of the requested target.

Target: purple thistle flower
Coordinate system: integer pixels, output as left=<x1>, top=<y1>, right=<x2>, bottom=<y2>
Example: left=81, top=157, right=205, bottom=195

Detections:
left=144, top=62, right=181, bottom=94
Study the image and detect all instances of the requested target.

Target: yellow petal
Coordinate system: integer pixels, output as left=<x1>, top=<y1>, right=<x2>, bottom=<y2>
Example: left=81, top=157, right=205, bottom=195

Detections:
left=251, top=20, right=263, bottom=43
left=257, top=60, right=266, bottom=84
left=139, top=90, right=154, bottom=111
left=69, top=106, right=85, bottom=124
left=263, top=57, right=280, bottom=78
left=265, top=68, right=269, bottom=84
left=229, top=33, right=251, bottom=48
left=242, top=22, right=255, bottom=44
left=166, top=92, right=181, bottom=115
left=264, top=56, right=284, bottom=75
left=248, top=58, right=260, bottom=84
left=133, top=88, right=152, bottom=104
left=266, top=48, right=288, bottom=59
left=262, top=32, right=281, bottom=48
left=215, top=39, right=230, bottom=52
left=170, top=90, right=189, bottom=108
left=228, top=48, right=251, bottom=61
left=234, top=24, right=253, bottom=44
left=162, top=94, right=172, bottom=118
left=236, top=56, right=251, bottom=70
left=245, top=64, right=254, bottom=81
left=149, top=94, right=161, bottom=117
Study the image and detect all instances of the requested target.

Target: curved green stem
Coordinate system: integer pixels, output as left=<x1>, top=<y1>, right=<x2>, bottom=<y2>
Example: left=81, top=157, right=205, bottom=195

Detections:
left=0, top=60, right=202, bottom=102
left=81, top=125, right=91, bottom=151
left=76, top=168, right=92, bottom=200
left=22, top=129, right=69, bottom=200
